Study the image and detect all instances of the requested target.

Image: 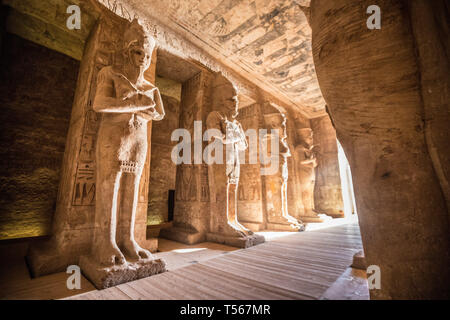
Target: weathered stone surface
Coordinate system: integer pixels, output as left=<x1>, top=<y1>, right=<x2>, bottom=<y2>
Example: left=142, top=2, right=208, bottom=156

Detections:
left=160, top=70, right=212, bottom=244
left=89, top=18, right=164, bottom=271
left=311, top=0, right=450, bottom=299
left=311, top=115, right=344, bottom=217
left=79, top=256, right=165, bottom=289
left=236, top=104, right=265, bottom=231
left=100, top=0, right=324, bottom=118
left=206, top=232, right=265, bottom=249
left=206, top=72, right=264, bottom=246
left=351, top=250, right=366, bottom=271
left=261, top=104, right=304, bottom=230
left=147, top=92, right=181, bottom=225
left=408, top=0, right=450, bottom=216
left=26, top=8, right=163, bottom=278
left=4, top=0, right=98, bottom=60
left=0, top=33, right=79, bottom=240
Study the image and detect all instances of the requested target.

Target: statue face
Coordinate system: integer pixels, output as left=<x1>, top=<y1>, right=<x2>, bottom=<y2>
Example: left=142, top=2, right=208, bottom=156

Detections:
left=215, top=84, right=238, bottom=116
left=297, top=129, right=313, bottom=146
left=128, top=42, right=152, bottom=70
left=264, top=114, right=283, bottom=130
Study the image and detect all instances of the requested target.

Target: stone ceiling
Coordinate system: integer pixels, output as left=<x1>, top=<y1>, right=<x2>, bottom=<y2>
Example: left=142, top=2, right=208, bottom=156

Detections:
left=3, top=0, right=325, bottom=118
left=122, top=0, right=325, bottom=118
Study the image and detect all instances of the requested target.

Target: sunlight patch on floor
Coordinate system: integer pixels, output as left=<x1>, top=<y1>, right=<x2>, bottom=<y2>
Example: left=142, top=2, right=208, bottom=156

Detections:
left=171, top=247, right=207, bottom=254
left=305, top=216, right=358, bottom=232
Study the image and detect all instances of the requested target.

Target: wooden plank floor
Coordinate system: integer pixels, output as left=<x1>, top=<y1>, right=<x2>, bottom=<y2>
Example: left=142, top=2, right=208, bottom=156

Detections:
left=67, top=223, right=365, bottom=300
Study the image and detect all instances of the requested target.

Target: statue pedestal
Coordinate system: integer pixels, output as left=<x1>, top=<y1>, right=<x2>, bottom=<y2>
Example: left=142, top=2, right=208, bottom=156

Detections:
left=206, top=232, right=265, bottom=248
left=351, top=250, right=367, bottom=270
left=160, top=226, right=205, bottom=245
left=79, top=256, right=166, bottom=289
left=298, top=214, right=331, bottom=223
left=266, top=222, right=305, bottom=232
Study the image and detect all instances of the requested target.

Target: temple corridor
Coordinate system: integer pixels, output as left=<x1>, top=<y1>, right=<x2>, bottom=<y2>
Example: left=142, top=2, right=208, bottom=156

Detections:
left=1, top=0, right=448, bottom=302
left=66, top=223, right=367, bottom=300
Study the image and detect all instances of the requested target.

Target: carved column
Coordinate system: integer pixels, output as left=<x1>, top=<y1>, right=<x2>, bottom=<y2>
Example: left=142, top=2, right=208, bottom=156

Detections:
left=160, top=71, right=212, bottom=244
left=261, top=103, right=303, bottom=231
left=236, top=103, right=265, bottom=231
left=27, top=11, right=158, bottom=277
left=310, top=115, right=344, bottom=218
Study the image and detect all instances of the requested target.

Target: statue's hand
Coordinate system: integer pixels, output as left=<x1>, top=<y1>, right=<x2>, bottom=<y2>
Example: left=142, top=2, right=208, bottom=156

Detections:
left=128, top=92, right=156, bottom=107
left=137, top=106, right=163, bottom=121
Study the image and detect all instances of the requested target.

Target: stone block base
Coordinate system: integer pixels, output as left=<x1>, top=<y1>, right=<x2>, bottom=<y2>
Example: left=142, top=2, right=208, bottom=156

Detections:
left=206, top=232, right=265, bottom=248
left=160, top=226, right=205, bottom=244
left=351, top=250, right=367, bottom=270
left=266, top=223, right=305, bottom=232
left=240, top=222, right=264, bottom=232
left=26, top=238, right=82, bottom=278
left=298, top=215, right=326, bottom=223
left=79, top=256, right=166, bottom=289
left=141, top=238, right=158, bottom=253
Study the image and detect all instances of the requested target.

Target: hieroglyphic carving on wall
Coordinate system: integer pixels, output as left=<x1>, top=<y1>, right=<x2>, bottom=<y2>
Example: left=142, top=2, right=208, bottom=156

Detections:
left=71, top=19, right=124, bottom=206
left=238, top=104, right=259, bottom=119
left=72, top=112, right=99, bottom=206
left=180, top=72, right=202, bottom=134
left=200, top=164, right=210, bottom=202
left=235, top=103, right=265, bottom=225
left=176, top=164, right=197, bottom=201
left=238, top=167, right=261, bottom=201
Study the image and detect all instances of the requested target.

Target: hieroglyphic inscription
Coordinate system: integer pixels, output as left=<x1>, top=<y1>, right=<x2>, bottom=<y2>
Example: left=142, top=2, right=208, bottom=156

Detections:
left=72, top=110, right=99, bottom=206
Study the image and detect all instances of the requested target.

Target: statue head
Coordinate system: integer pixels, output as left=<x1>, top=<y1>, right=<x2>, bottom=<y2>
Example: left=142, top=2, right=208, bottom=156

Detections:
left=263, top=112, right=284, bottom=130
left=213, top=73, right=239, bottom=118
left=297, top=128, right=314, bottom=147
left=123, top=19, right=156, bottom=71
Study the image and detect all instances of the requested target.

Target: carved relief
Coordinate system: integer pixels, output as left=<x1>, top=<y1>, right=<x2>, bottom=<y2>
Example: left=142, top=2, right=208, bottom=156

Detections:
left=176, top=164, right=198, bottom=201
left=72, top=111, right=100, bottom=206
left=294, top=127, right=319, bottom=217
left=200, top=164, right=210, bottom=202
left=238, top=168, right=261, bottom=201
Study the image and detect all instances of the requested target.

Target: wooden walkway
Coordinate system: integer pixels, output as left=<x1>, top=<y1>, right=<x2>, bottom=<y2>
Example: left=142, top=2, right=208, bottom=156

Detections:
left=67, top=223, right=364, bottom=300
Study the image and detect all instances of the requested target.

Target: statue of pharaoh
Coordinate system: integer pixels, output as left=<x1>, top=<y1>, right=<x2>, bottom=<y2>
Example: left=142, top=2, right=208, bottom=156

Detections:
left=90, top=19, right=165, bottom=266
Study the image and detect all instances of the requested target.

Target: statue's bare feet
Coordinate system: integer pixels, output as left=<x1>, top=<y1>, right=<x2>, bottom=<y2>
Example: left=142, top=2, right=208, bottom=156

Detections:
left=283, top=213, right=301, bottom=226
left=234, top=220, right=253, bottom=235
left=121, top=239, right=153, bottom=261
left=97, top=244, right=126, bottom=267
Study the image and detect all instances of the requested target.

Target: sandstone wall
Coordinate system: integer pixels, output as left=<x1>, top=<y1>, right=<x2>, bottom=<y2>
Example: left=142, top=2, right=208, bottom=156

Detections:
left=147, top=78, right=181, bottom=225
left=0, top=33, right=79, bottom=240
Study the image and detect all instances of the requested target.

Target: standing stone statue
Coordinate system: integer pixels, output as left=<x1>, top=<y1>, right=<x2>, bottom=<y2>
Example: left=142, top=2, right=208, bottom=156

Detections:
left=295, top=128, right=320, bottom=221
left=206, top=73, right=264, bottom=247
left=263, top=112, right=304, bottom=231
left=80, top=19, right=166, bottom=288
left=280, top=115, right=305, bottom=230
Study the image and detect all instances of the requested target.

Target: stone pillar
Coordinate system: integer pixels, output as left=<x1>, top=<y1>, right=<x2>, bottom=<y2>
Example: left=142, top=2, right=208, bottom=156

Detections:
left=27, top=12, right=158, bottom=277
left=285, top=111, right=307, bottom=221
left=310, top=115, right=344, bottom=217
left=311, top=0, right=450, bottom=299
left=236, top=103, right=265, bottom=232
left=147, top=91, right=181, bottom=225
left=160, top=71, right=212, bottom=244
left=261, top=103, right=303, bottom=231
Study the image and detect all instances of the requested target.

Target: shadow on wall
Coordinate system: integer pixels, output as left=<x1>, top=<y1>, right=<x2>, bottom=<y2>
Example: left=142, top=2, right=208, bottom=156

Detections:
left=0, top=33, right=79, bottom=240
